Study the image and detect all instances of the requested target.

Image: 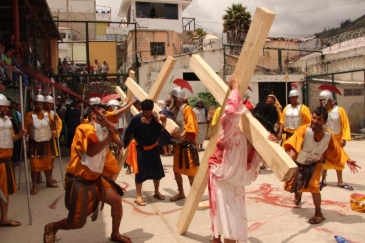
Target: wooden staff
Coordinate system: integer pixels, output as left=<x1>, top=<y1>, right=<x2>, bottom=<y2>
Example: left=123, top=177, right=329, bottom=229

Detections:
left=18, top=83, right=27, bottom=190
left=52, top=85, right=65, bottom=187
left=80, top=85, right=86, bottom=120
left=19, top=75, right=32, bottom=225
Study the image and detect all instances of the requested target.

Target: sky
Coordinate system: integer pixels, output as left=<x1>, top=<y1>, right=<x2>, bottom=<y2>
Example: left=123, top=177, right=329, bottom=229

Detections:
left=97, top=0, right=365, bottom=39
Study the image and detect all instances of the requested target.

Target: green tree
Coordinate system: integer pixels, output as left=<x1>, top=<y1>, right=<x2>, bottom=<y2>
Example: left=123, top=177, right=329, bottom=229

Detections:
left=195, top=28, right=207, bottom=38
left=223, top=3, right=251, bottom=46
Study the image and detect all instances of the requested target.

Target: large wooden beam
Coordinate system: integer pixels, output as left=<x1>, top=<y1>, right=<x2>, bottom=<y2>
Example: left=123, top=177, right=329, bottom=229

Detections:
left=125, top=77, right=179, bottom=131
left=177, top=7, right=284, bottom=235
left=189, top=55, right=228, bottom=106
left=126, top=71, right=135, bottom=102
left=148, top=56, right=176, bottom=100
left=190, top=54, right=296, bottom=181
left=115, top=86, right=139, bottom=115
left=240, top=112, right=297, bottom=181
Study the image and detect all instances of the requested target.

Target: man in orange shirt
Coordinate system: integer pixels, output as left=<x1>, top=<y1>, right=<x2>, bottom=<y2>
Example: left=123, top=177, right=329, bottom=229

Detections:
left=283, top=106, right=360, bottom=224
left=0, top=94, right=27, bottom=227
left=43, top=104, right=130, bottom=243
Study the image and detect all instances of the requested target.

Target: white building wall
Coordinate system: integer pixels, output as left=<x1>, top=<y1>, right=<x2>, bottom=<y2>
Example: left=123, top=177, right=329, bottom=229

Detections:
left=138, top=50, right=224, bottom=101
left=47, top=0, right=95, bottom=13
left=125, top=0, right=183, bottom=32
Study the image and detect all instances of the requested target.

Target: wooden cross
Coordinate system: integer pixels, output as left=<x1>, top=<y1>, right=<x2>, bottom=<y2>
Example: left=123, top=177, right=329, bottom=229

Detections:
left=116, top=56, right=179, bottom=132
left=177, top=7, right=297, bottom=234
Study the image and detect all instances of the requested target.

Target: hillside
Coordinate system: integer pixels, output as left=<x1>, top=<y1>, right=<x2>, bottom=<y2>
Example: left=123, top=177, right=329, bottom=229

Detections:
left=316, top=14, right=365, bottom=39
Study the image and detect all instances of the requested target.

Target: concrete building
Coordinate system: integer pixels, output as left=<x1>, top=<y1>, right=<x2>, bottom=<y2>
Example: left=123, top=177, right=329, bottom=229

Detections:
left=47, top=0, right=123, bottom=72
left=289, top=36, right=365, bottom=133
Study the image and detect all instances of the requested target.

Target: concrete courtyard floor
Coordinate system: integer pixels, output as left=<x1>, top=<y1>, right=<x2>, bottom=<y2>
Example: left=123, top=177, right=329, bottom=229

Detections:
left=1, top=139, right=365, bottom=243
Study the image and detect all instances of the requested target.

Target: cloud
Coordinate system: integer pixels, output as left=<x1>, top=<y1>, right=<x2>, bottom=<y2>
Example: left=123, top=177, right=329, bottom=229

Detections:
left=183, top=0, right=365, bottom=38
left=97, top=0, right=365, bottom=38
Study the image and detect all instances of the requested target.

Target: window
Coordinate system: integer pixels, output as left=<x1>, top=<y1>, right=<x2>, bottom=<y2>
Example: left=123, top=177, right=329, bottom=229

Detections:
left=136, top=2, right=150, bottom=18
left=183, top=72, right=200, bottom=81
left=150, top=42, right=165, bottom=55
left=136, top=2, right=178, bottom=19
left=60, top=33, right=66, bottom=39
left=344, top=88, right=364, bottom=96
left=165, top=4, right=178, bottom=19
left=183, top=72, right=219, bottom=81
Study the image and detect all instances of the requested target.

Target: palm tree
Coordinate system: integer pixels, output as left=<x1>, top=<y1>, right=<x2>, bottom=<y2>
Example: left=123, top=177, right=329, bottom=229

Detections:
left=192, top=28, right=207, bottom=51
left=223, top=3, right=251, bottom=49
left=195, top=28, right=207, bottom=38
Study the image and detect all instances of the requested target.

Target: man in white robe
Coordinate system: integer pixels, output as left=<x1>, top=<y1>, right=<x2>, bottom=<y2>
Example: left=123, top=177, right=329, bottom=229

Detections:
left=208, top=75, right=277, bottom=243
left=193, top=99, right=207, bottom=151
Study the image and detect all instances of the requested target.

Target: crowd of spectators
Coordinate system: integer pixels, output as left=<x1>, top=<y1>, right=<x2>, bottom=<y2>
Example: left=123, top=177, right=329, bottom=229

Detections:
left=0, top=34, right=33, bottom=87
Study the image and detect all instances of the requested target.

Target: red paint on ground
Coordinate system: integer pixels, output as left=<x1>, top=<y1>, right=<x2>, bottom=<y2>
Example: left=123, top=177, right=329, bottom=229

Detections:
left=315, top=227, right=334, bottom=234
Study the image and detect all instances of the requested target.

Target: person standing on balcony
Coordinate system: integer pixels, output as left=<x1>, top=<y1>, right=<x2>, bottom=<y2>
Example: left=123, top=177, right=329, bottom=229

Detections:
left=101, top=61, right=109, bottom=81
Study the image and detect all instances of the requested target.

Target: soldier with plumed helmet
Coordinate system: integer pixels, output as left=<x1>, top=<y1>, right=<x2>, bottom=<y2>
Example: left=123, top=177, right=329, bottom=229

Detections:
left=24, top=91, right=58, bottom=195
left=0, top=93, right=27, bottom=226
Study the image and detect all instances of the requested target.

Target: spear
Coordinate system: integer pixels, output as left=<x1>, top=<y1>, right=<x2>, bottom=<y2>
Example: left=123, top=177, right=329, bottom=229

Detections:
left=26, top=68, right=117, bottom=133
left=19, top=75, right=32, bottom=225
left=18, top=84, right=28, bottom=190
left=52, top=85, right=65, bottom=187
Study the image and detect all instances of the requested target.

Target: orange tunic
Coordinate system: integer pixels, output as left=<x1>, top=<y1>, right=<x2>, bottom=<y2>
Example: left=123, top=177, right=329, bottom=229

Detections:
left=66, top=123, right=119, bottom=180
left=65, top=123, right=119, bottom=223
left=107, top=110, right=118, bottom=124
left=0, top=130, right=17, bottom=197
left=47, top=111, right=62, bottom=158
left=323, top=106, right=351, bottom=170
left=25, top=111, right=55, bottom=172
left=283, top=125, right=349, bottom=193
left=173, top=105, right=199, bottom=176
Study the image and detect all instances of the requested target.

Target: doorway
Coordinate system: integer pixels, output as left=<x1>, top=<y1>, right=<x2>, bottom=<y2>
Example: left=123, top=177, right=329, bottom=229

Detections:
left=258, top=82, right=291, bottom=108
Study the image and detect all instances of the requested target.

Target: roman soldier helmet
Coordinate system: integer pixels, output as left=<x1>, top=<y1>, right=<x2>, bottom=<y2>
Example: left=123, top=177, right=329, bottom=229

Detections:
left=45, top=95, right=54, bottom=104
left=0, top=94, right=11, bottom=106
left=89, top=97, right=101, bottom=105
left=107, top=99, right=120, bottom=110
left=34, top=93, right=45, bottom=102
left=318, top=84, right=341, bottom=106
left=170, top=87, right=185, bottom=101
left=289, top=83, right=299, bottom=97
left=289, top=89, right=299, bottom=97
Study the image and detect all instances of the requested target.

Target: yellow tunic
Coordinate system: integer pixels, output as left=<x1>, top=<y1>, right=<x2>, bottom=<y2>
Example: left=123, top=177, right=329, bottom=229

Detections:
left=107, top=110, right=118, bottom=124
left=280, top=104, right=311, bottom=134
left=46, top=111, right=62, bottom=158
left=25, top=111, right=55, bottom=172
left=0, top=130, right=17, bottom=197
left=211, top=107, right=221, bottom=126
left=283, top=125, right=349, bottom=193
left=323, top=106, right=351, bottom=170
left=173, top=105, right=199, bottom=176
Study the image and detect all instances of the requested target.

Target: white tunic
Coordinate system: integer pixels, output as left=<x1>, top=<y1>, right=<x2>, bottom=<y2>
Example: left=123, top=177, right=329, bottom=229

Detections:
left=0, top=116, right=14, bottom=149
left=193, top=107, right=207, bottom=144
left=208, top=90, right=261, bottom=242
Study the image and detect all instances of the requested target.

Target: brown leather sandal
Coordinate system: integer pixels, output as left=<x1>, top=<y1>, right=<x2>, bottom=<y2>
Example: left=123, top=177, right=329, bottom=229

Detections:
left=110, top=233, right=132, bottom=243
left=169, top=194, right=185, bottom=202
left=43, top=223, right=58, bottom=243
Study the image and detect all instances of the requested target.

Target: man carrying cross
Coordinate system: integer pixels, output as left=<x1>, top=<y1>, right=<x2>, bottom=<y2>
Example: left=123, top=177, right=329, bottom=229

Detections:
left=208, top=75, right=279, bottom=243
